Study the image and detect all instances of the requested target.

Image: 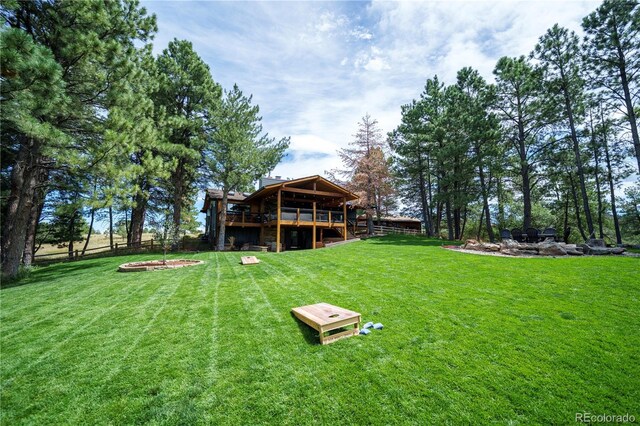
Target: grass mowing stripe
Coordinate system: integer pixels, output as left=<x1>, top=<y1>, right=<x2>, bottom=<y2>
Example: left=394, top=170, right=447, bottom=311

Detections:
left=1, top=276, right=151, bottom=387
left=99, top=270, right=186, bottom=384
left=1, top=238, right=638, bottom=424
left=0, top=280, right=115, bottom=339
left=236, top=257, right=282, bottom=324
left=205, top=253, right=221, bottom=384
left=0, top=266, right=121, bottom=325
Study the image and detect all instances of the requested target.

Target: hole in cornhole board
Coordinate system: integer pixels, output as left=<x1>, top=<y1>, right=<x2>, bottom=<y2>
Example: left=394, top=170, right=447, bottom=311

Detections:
left=240, top=256, right=260, bottom=265
left=328, top=314, right=340, bottom=318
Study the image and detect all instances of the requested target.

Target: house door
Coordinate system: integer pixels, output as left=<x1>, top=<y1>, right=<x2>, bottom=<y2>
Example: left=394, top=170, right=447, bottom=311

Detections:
left=284, top=229, right=312, bottom=250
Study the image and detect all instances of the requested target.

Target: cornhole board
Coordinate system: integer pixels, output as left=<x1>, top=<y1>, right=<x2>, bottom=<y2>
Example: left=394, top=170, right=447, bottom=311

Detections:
left=241, top=256, right=260, bottom=265
left=291, top=303, right=361, bottom=345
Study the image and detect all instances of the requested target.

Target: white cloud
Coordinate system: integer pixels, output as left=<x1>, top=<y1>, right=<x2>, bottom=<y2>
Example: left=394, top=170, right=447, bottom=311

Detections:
left=351, top=27, right=373, bottom=40
left=144, top=0, right=602, bottom=182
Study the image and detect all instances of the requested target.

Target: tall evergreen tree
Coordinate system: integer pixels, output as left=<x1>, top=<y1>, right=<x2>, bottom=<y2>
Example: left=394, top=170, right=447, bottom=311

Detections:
left=452, top=67, right=501, bottom=242
left=204, top=84, right=289, bottom=251
left=1, top=0, right=156, bottom=278
left=583, top=0, right=640, bottom=173
left=533, top=24, right=595, bottom=238
left=493, top=56, right=551, bottom=230
left=154, top=39, right=222, bottom=241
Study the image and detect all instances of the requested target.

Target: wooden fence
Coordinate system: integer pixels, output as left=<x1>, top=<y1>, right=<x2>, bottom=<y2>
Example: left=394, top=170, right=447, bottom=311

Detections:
left=32, top=239, right=158, bottom=264
left=372, top=225, right=425, bottom=236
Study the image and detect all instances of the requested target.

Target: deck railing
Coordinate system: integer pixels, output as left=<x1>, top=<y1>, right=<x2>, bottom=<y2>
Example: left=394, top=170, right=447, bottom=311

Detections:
left=224, top=211, right=263, bottom=224
left=223, top=208, right=346, bottom=225
left=279, top=207, right=344, bottom=223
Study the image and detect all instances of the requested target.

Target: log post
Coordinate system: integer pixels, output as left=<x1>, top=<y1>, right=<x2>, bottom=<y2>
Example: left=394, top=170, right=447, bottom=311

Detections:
left=343, top=197, right=347, bottom=240
left=276, top=189, right=281, bottom=253
left=312, top=201, right=317, bottom=250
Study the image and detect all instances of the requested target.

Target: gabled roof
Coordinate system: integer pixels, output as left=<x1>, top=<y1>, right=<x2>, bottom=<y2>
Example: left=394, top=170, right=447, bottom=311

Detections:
left=201, top=189, right=251, bottom=212
left=243, top=175, right=359, bottom=203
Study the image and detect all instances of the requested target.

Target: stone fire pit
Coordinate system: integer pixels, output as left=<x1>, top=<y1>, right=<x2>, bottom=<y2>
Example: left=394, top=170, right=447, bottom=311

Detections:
left=118, top=259, right=205, bottom=272
left=459, top=238, right=625, bottom=257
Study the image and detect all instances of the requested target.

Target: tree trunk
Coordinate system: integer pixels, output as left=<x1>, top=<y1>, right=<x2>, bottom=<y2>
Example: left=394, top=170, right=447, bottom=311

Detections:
left=589, top=113, right=604, bottom=239
left=615, top=36, right=640, bottom=173
left=82, top=207, right=95, bottom=256
left=1, top=138, right=40, bottom=278
left=476, top=207, right=484, bottom=240
left=496, top=176, right=506, bottom=229
left=67, top=211, right=76, bottom=260
left=22, top=182, right=46, bottom=266
left=417, top=160, right=433, bottom=236
left=568, top=173, right=587, bottom=241
left=426, top=154, right=434, bottom=231
left=563, top=196, right=570, bottom=243
left=445, top=197, right=453, bottom=240
left=460, top=206, right=468, bottom=240
left=515, top=93, right=533, bottom=231
left=109, top=206, right=114, bottom=250
left=129, top=190, right=147, bottom=246
left=172, top=160, right=185, bottom=242
left=602, top=124, right=622, bottom=244
left=475, top=149, right=495, bottom=242
left=561, top=79, right=594, bottom=237
left=216, top=190, right=229, bottom=251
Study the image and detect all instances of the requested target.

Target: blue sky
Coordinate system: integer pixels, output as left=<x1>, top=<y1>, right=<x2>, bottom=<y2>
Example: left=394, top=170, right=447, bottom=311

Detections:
left=143, top=0, right=599, bottom=179
left=138, top=0, right=600, bottom=229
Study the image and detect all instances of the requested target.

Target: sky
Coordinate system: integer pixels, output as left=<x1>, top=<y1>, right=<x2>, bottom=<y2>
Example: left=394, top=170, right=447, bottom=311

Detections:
left=138, top=0, right=601, bottom=229
left=142, top=0, right=600, bottom=179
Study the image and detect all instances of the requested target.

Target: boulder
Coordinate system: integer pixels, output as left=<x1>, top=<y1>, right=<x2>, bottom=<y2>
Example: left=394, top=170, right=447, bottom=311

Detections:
left=586, top=238, right=606, bottom=248
left=500, top=239, right=520, bottom=250
left=483, top=243, right=501, bottom=252
left=538, top=241, right=567, bottom=256
left=500, top=248, right=521, bottom=256
left=463, top=239, right=479, bottom=249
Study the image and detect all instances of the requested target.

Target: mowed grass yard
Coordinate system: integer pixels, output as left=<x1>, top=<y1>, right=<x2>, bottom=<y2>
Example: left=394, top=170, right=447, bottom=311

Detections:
left=1, top=236, right=639, bottom=425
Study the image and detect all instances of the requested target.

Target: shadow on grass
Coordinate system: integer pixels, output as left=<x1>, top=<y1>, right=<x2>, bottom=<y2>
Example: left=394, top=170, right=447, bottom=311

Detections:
left=365, top=234, right=463, bottom=247
left=1, top=260, right=113, bottom=290
left=290, top=312, right=321, bottom=345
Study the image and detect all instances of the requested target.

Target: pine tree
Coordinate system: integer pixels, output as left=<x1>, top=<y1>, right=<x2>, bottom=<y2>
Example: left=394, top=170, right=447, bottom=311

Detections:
left=204, top=84, right=289, bottom=251
left=333, top=114, right=394, bottom=234
left=154, top=39, right=222, bottom=242
left=0, top=0, right=156, bottom=278
left=533, top=24, right=595, bottom=239
left=493, top=56, right=551, bottom=230
left=583, top=0, right=640, bottom=173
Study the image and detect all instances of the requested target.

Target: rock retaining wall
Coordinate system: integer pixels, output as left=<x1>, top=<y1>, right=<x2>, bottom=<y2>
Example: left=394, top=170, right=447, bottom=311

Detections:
left=462, top=239, right=625, bottom=257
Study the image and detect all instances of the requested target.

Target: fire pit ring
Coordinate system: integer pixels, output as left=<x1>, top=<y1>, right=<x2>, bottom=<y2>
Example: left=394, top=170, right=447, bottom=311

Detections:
left=118, top=259, right=204, bottom=272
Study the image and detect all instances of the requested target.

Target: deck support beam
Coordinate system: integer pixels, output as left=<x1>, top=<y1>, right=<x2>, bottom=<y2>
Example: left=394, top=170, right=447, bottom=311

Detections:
left=276, top=189, right=281, bottom=253
left=343, top=197, right=347, bottom=240
left=312, top=201, right=316, bottom=250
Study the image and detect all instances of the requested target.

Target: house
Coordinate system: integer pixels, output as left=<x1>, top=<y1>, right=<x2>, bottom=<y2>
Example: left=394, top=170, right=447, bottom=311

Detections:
left=357, top=215, right=422, bottom=231
left=201, top=175, right=360, bottom=252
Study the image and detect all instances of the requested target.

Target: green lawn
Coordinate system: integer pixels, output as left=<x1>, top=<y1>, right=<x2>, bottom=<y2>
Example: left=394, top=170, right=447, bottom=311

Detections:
left=1, top=236, right=639, bottom=424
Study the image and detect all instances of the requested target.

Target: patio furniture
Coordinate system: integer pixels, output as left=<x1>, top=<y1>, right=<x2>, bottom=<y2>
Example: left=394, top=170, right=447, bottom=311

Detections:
left=291, top=303, right=361, bottom=345
left=500, top=229, right=513, bottom=240
left=525, top=228, right=540, bottom=243
left=511, top=228, right=524, bottom=242
left=540, top=227, right=556, bottom=241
